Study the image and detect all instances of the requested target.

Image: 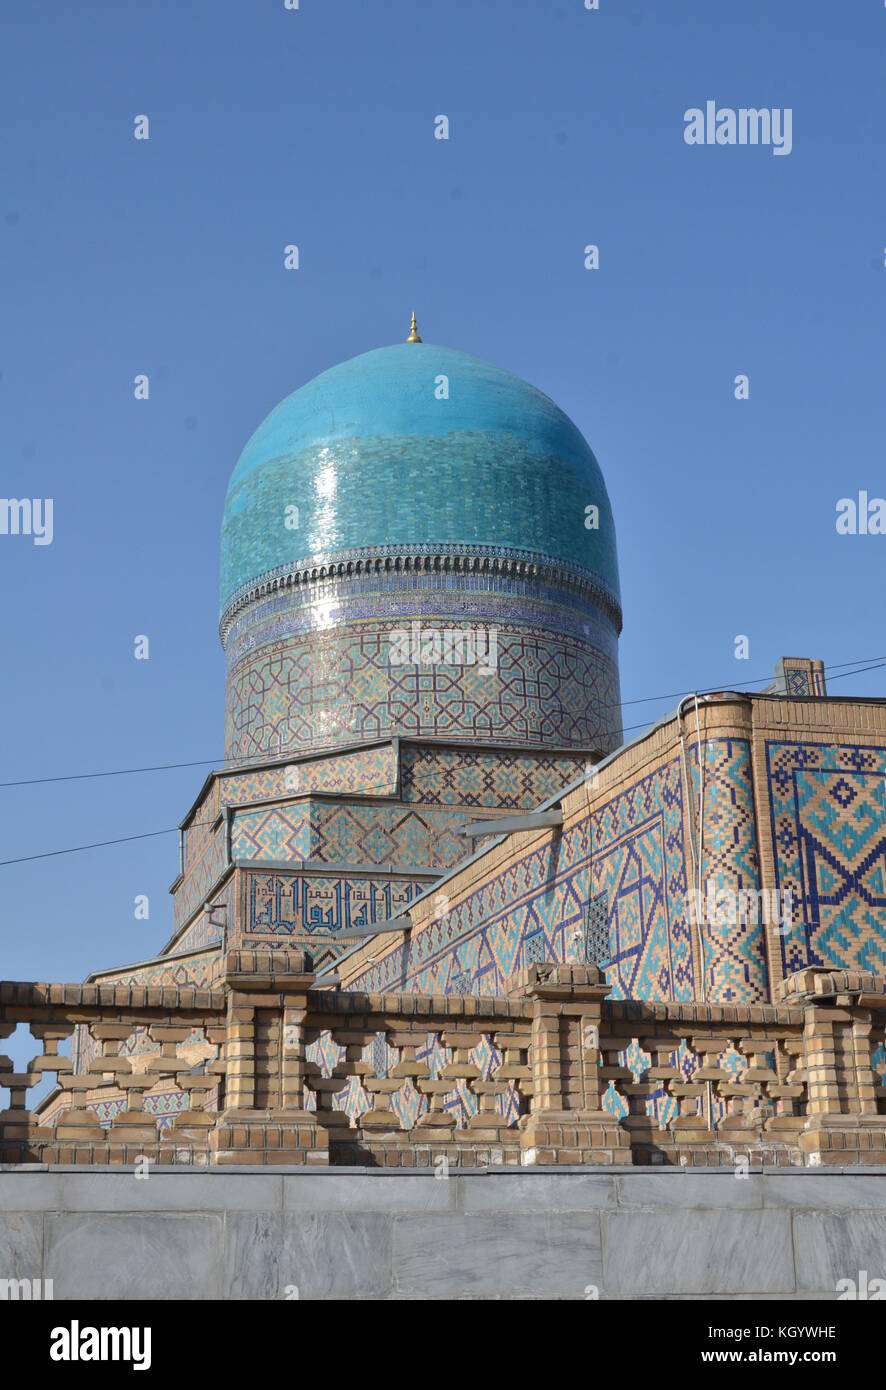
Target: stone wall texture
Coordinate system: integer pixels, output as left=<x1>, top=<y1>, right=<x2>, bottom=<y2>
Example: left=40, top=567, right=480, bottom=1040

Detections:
left=1, top=1167, right=885, bottom=1300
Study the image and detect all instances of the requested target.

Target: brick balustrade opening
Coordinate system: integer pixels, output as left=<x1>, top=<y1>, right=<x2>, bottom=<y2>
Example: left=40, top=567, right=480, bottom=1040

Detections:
left=2, top=951, right=885, bottom=1168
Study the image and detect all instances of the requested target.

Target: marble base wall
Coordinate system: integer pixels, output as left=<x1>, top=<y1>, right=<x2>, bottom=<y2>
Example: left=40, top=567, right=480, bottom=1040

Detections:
left=2, top=1167, right=885, bottom=1300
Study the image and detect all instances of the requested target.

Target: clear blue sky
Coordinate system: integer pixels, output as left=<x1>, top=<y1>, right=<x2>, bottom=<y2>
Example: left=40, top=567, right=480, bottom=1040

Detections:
left=1, top=0, right=884, bottom=985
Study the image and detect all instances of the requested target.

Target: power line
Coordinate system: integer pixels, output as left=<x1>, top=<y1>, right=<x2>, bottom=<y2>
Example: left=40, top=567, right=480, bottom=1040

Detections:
left=1, top=653, right=883, bottom=793
left=1, top=655, right=884, bottom=869
left=0, top=828, right=177, bottom=868
left=5, top=655, right=886, bottom=870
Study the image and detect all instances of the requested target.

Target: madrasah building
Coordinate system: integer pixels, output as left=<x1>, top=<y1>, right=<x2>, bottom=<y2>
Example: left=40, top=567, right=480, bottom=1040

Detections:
left=89, top=315, right=884, bottom=1007
left=21, top=315, right=886, bottom=1170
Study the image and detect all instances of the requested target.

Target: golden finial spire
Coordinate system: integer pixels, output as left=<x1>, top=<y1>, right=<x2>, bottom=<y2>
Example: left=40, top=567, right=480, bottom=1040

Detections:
left=406, top=311, right=422, bottom=343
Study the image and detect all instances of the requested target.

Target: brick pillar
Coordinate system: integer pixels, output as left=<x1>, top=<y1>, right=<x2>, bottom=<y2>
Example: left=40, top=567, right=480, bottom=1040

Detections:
left=507, top=964, right=632, bottom=1165
left=211, top=945, right=328, bottom=1166
left=778, top=968, right=886, bottom=1166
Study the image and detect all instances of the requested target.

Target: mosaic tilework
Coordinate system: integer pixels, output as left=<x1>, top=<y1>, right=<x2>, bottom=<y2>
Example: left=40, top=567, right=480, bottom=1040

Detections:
left=443, top=1080, right=478, bottom=1127
left=231, top=799, right=477, bottom=869
left=183, top=798, right=218, bottom=872
left=143, top=1090, right=189, bottom=1129
left=92, top=950, right=218, bottom=990
left=689, top=739, right=768, bottom=1005
left=242, top=870, right=425, bottom=945
left=399, top=745, right=585, bottom=809
left=332, top=1076, right=373, bottom=1122
left=224, top=564, right=620, bottom=662
left=83, top=1090, right=191, bottom=1131
left=341, top=753, right=773, bottom=1007
left=766, top=740, right=886, bottom=976
left=220, top=742, right=398, bottom=807
left=346, top=817, right=592, bottom=995
left=389, top=1079, right=428, bottom=1130
left=306, top=1031, right=346, bottom=1078
left=232, top=804, right=312, bottom=861
left=173, top=824, right=227, bottom=932
left=362, top=1031, right=400, bottom=1078
left=776, top=658, right=827, bottom=698
left=591, top=759, right=694, bottom=1002
left=170, top=907, right=225, bottom=955
left=602, top=1080, right=629, bottom=1120
left=88, top=1097, right=127, bottom=1128
left=219, top=339, right=621, bottom=610
left=416, top=1031, right=452, bottom=1078
left=224, top=578, right=621, bottom=762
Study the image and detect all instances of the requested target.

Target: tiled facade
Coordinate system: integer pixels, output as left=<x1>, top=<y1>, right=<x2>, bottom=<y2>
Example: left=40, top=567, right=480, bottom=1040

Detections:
left=221, top=742, right=398, bottom=804
left=688, top=739, right=769, bottom=1005
left=339, top=695, right=886, bottom=1008
left=344, top=818, right=593, bottom=996
left=238, top=868, right=427, bottom=972
left=766, top=738, right=886, bottom=979
left=230, top=798, right=487, bottom=870
left=399, top=744, right=586, bottom=808
left=223, top=574, right=621, bottom=763
left=172, top=740, right=587, bottom=945
left=591, top=757, right=693, bottom=1002
left=90, top=948, right=219, bottom=990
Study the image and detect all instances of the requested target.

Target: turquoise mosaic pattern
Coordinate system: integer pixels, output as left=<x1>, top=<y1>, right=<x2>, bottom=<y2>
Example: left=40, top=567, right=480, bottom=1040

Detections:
left=171, top=908, right=224, bottom=955
left=340, top=752, right=771, bottom=1007
left=591, top=759, right=694, bottom=1002
left=346, top=817, right=592, bottom=995
left=231, top=799, right=477, bottom=868
left=689, top=739, right=768, bottom=1004
left=766, top=740, right=886, bottom=977
left=174, top=824, right=227, bottom=932
left=400, top=745, right=585, bottom=809
left=225, top=603, right=621, bottom=761
left=221, top=742, right=398, bottom=805
left=220, top=343, right=619, bottom=614
left=303, top=1028, right=521, bottom=1131
left=91, top=950, right=218, bottom=990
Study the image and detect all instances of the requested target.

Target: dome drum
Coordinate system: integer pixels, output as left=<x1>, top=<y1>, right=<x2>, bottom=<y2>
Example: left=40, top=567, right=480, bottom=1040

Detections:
left=219, top=339, right=623, bottom=765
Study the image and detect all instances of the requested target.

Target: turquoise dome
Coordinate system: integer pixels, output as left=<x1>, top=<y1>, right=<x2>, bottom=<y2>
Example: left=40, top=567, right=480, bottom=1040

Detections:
left=220, top=342, right=620, bottom=620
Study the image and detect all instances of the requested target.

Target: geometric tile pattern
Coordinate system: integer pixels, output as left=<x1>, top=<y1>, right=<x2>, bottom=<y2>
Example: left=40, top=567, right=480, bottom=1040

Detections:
left=332, top=1076, right=373, bottom=1123
left=224, top=586, right=621, bottom=763
left=231, top=799, right=474, bottom=870
left=415, top=1032, right=452, bottom=1079
left=221, top=742, right=398, bottom=806
left=87, top=1097, right=128, bottom=1128
left=306, top=1031, right=346, bottom=1079
left=443, top=1079, right=479, bottom=1127
left=91, top=950, right=218, bottom=990
left=591, top=758, right=693, bottom=1002
left=400, top=746, right=586, bottom=810
left=361, top=1032, right=400, bottom=1079
left=389, top=1079, right=428, bottom=1130
left=766, top=740, right=886, bottom=977
left=602, top=1079, right=629, bottom=1121
left=171, top=910, right=225, bottom=955
left=173, top=825, right=227, bottom=932
left=143, top=1089, right=190, bottom=1129
left=346, top=816, right=593, bottom=995
left=689, top=739, right=768, bottom=1004
left=470, top=1035, right=503, bottom=1081
left=495, top=1080, right=523, bottom=1126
